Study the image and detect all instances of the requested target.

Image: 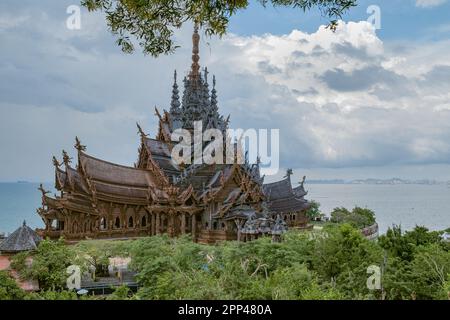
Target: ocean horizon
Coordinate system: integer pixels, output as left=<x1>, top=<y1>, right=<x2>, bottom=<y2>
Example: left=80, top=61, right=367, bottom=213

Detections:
left=0, top=182, right=448, bottom=235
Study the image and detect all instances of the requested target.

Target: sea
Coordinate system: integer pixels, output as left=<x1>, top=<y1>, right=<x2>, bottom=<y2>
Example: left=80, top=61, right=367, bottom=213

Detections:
left=0, top=183, right=449, bottom=235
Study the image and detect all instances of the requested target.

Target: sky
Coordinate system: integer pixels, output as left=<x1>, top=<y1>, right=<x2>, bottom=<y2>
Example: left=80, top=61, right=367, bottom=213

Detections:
left=1, top=0, right=450, bottom=183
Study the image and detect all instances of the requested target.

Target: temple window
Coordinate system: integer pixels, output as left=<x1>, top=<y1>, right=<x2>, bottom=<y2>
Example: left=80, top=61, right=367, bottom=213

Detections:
left=141, top=216, right=147, bottom=227
left=100, top=218, right=107, bottom=230
left=128, top=216, right=134, bottom=228
left=115, top=217, right=120, bottom=229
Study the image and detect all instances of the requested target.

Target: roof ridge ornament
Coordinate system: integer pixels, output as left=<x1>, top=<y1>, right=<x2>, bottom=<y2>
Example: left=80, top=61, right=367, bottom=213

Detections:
left=299, top=175, right=306, bottom=187
left=284, top=168, right=293, bottom=179
left=136, top=122, right=148, bottom=139
left=62, top=150, right=73, bottom=165
left=38, top=183, right=50, bottom=196
left=52, top=156, right=61, bottom=168
left=74, top=136, right=86, bottom=152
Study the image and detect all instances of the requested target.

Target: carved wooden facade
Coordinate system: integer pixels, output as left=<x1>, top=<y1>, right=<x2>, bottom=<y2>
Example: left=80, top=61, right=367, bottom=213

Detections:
left=37, top=28, right=310, bottom=243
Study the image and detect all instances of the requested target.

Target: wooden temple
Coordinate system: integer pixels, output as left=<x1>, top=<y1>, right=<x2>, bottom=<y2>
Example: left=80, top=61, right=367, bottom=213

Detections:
left=36, top=27, right=310, bottom=243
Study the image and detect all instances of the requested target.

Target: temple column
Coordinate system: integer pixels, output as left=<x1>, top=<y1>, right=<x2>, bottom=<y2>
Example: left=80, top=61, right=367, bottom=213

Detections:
left=168, top=211, right=175, bottom=237
left=151, top=212, right=155, bottom=235
left=191, top=214, right=197, bottom=241
left=181, top=212, right=186, bottom=234
left=156, top=212, right=160, bottom=235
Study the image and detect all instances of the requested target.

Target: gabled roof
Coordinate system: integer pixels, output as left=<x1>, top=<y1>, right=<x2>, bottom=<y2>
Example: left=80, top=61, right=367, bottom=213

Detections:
left=0, top=221, right=41, bottom=253
left=79, top=152, right=156, bottom=188
left=263, top=177, right=294, bottom=201
left=143, top=137, right=171, bottom=158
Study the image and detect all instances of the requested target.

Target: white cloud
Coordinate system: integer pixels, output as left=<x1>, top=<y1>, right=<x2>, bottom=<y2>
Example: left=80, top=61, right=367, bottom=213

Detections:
left=415, top=0, right=448, bottom=8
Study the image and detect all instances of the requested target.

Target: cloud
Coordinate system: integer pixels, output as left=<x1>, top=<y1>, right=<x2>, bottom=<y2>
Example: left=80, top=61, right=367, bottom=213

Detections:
left=415, top=0, right=448, bottom=8
left=1, top=1, right=450, bottom=181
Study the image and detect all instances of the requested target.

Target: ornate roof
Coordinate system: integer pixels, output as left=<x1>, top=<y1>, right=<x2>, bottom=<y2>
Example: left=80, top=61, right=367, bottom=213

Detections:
left=263, top=178, right=293, bottom=201
left=262, top=171, right=310, bottom=214
left=79, top=152, right=157, bottom=188
left=0, top=221, right=41, bottom=253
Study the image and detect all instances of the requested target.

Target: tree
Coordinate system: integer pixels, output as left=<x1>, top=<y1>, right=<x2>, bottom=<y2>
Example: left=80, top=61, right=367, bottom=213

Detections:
left=305, top=200, right=322, bottom=220
left=81, top=0, right=358, bottom=56
left=330, top=207, right=376, bottom=229
left=310, top=223, right=383, bottom=298
left=0, top=271, right=26, bottom=300
left=19, top=238, right=75, bottom=291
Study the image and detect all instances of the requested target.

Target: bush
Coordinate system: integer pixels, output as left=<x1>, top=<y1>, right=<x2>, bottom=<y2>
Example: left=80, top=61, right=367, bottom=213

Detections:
left=0, top=271, right=26, bottom=300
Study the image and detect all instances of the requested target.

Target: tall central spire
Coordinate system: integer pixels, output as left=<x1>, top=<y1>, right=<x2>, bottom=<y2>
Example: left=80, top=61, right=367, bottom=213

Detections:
left=189, top=24, right=200, bottom=83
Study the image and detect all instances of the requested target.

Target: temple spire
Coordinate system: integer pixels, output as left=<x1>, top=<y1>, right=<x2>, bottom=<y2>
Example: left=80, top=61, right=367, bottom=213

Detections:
left=210, top=75, right=218, bottom=112
left=189, top=25, right=200, bottom=83
left=170, top=70, right=181, bottom=113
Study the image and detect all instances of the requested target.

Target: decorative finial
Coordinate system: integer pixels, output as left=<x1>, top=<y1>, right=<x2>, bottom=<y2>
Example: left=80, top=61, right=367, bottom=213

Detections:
left=136, top=122, right=148, bottom=138
left=74, top=136, right=86, bottom=152
left=213, top=75, right=216, bottom=88
left=154, top=106, right=162, bottom=120
left=38, top=183, right=50, bottom=196
left=284, top=168, right=293, bottom=178
left=23, top=220, right=26, bottom=227
left=62, top=150, right=72, bottom=165
left=300, top=176, right=306, bottom=187
left=52, top=156, right=61, bottom=168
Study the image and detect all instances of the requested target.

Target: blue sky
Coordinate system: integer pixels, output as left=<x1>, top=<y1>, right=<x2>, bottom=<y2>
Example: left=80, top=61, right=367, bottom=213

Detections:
left=230, top=0, right=450, bottom=41
left=0, top=0, right=450, bottom=183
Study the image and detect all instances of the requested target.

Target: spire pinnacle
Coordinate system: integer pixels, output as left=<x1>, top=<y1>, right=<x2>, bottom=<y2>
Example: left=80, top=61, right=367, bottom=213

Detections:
left=189, top=25, right=200, bottom=83
left=170, top=70, right=181, bottom=112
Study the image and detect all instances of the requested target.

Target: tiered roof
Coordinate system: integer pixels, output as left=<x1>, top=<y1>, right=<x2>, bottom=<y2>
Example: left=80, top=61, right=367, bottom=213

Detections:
left=263, top=170, right=310, bottom=214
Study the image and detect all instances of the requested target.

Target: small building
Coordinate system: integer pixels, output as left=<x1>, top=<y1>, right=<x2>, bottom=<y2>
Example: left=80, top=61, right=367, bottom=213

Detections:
left=263, top=171, right=311, bottom=229
left=441, top=232, right=450, bottom=242
left=0, top=222, right=41, bottom=292
left=0, top=221, right=42, bottom=254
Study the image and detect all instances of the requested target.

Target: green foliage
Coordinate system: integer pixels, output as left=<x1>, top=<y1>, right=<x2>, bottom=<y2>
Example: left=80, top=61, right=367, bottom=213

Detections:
left=22, top=238, right=75, bottom=291
left=107, top=285, right=133, bottom=300
left=0, top=271, right=26, bottom=300
left=80, top=0, right=358, bottom=56
left=330, top=207, right=376, bottom=228
left=311, top=224, right=383, bottom=299
left=305, top=200, right=322, bottom=220
left=73, top=241, right=116, bottom=278
left=4, top=220, right=448, bottom=300
left=379, top=225, right=450, bottom=300
left=25, top=290, right=81, bottom=300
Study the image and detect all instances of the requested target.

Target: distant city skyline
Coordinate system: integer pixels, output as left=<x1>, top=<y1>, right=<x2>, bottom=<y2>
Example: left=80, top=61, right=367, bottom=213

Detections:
left=1, top=0, right=450, bottom=182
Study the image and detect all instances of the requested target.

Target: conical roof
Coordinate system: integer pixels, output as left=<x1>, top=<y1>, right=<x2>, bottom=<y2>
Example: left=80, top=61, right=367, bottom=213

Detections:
left=0, top=221, right=41, bottom=253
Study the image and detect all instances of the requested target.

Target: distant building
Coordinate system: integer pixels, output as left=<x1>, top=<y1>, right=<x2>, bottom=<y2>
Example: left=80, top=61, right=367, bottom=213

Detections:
left=442, top=232, right=450, bottom=242
left=0, top=221, right=42, bottom=254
